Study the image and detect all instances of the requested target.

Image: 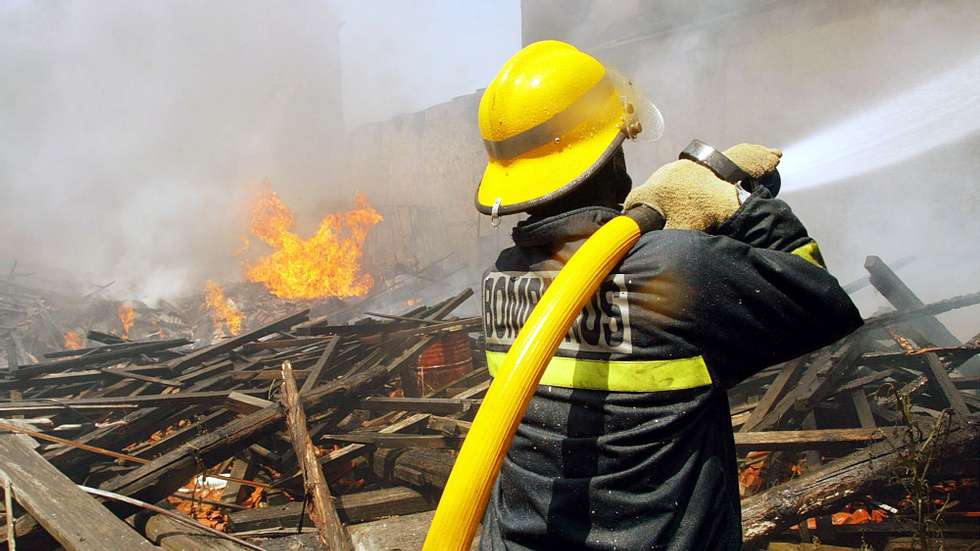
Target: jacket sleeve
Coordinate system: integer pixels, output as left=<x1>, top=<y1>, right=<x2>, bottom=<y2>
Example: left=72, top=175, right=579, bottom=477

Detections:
left=716, top=186, right=826, bottom=267
left=685, top=191, right=862, bottom=387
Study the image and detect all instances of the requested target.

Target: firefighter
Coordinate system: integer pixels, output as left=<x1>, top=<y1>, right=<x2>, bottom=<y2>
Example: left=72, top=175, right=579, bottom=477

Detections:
left=475, top=41, right=862, bottom=550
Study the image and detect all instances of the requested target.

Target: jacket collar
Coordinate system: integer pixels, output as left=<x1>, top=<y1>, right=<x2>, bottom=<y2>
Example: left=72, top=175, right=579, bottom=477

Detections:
left=512, top=206, right=620, bottom=247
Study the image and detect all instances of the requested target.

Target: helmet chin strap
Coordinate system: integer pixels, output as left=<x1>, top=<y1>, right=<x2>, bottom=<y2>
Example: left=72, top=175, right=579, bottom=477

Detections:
left=490, top=198, right=502, bottom=228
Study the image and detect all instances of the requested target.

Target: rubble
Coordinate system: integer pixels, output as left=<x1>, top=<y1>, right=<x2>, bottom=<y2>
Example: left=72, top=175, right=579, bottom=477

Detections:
left=0, top=255, right=977, bottom=550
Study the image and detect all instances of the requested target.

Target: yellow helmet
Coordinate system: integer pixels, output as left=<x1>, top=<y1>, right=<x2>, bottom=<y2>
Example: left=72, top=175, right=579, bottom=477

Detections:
left=476, top=40, right=662, bottom=216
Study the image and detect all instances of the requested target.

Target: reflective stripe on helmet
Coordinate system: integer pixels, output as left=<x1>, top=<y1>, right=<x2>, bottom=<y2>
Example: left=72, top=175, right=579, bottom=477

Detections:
left=483, top=75, right=618, bottom=161
left=485, top=350, right=712, bottom=392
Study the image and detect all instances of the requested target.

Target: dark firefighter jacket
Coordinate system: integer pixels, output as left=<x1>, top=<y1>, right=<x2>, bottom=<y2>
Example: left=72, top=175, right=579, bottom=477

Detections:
left=478, top=189, right=863, bottom=551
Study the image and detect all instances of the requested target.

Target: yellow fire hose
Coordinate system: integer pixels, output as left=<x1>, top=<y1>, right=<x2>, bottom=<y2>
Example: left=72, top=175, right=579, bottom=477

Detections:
left=423, top=207, right=664, bottom=550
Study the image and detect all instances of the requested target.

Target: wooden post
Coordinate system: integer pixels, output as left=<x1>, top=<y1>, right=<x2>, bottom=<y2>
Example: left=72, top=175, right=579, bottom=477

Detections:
left=280, top=360, right=353, bottom=551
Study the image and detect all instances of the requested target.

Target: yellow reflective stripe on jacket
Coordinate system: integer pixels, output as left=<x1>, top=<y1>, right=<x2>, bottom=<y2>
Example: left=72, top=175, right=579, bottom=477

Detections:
left=791, top=240, right=825, bottom=268
left=485, top=351, right=712, bottom=392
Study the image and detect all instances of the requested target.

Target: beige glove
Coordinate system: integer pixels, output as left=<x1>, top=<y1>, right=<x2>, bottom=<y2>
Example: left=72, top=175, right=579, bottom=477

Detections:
left=623, top=143, right=782, bottom=232
left=722, top=143, right=782, bottom=179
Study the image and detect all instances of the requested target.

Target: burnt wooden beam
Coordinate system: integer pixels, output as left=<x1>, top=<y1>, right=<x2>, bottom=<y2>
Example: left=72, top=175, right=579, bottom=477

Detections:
left=41, top=337, right=191, bottom=359
left=872, top=341, right=973, bottom=417
left=221, top=454, right=258, bottom=506
left=733, top=428, right=892, bottom=453
left=865, top=256, right=965, bottom=347
left=359, top=317, right=482, bottom=344
left=167, top=310, right=309, bottom=373
left=741, top=413, right=980, bottom=543
left=98, top=367, right=185, bottom=387
left=752, top=337, right=866, bottom=432
left=427, top=415, right=472, bottom=437
left=86, top=331, right=126, bottom=344
left=0, top=364, right=176, bottom=391
left=14, top=340, right=192, bottom=379
left=322, top=379, right=489, bottom=471
left=371, top=447, right=456, bottom=492
left=322, top=433, right=462, bottom=449
left=347, top=396, right=480, bottom=415
left=241, top=336, right=332, bottom=352
left=228, top=486, right=430, bottom=532
left=863, top=258, right=974, bottom=414
left=739, top=357, right=804, bottom=433
left=142, top=513, right=244, bottom=550
left=861, top=290, right=980, bottom=333
left=0, top=430, right=156, bottom=551
left=132, top=409, right=237, bottom=459
left=860, top=344, right=980, bottom=367
left=921, top=347, right=970, bottom=415
left=0, top=389, right=267, bottom=417
left=300, top=336, right=340, bottom=394
left=280, top=360, right=352, bottom=550
left=850, top=389, right=877, bottom=428
left=225, top=392, right=274, bottom=415
left=307, top=320, right=430, bottom=336
left=0, top=403, right=140, bottom=416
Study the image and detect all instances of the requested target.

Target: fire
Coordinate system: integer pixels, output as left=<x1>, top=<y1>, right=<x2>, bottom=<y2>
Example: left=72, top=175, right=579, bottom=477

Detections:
left=204, top=281, right=244, bottom=335
left=117, top=303, right=135, bottom=338
left=64, top=330, right=85, bottom=350
left=244, top=191, right=383, bottom=300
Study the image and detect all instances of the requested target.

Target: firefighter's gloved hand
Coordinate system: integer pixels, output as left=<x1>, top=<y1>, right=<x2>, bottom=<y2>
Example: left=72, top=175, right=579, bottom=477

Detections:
left=624, top=143, right=783, bottom=232
left=723, top=143, right=782, bottom=179
left=623, top=159, right=740, bottom=232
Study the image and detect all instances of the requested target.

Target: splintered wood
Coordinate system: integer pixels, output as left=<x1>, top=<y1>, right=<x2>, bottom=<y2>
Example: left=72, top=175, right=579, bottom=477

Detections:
left=280, top=359, right=353, bottom=550
left=0, top=255, right=977, bottom=550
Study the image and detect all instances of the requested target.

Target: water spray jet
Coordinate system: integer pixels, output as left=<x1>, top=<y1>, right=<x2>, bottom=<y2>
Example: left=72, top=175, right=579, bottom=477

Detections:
left=779, top=53, right=980, bottom=191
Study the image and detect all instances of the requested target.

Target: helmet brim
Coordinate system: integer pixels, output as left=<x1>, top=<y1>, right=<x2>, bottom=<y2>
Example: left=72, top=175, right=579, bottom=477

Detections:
left=475, top=126, right=626, bottom=215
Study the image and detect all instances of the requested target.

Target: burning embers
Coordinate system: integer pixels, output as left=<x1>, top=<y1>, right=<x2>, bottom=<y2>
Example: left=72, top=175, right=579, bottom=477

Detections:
left=204, top=280, right=244, bottom=335
left=243, top=191, right=383, bottom=300
left=63, top=330, right=85, bottom=350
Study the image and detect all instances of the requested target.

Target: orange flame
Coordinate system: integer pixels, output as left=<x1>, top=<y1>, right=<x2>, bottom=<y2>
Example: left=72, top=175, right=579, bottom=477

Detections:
left=204, top=280, right=244, bottom=335
left=117, top=303, right=135, bottom=338
left=244, top=191, right=383, bottom=300
left=64, top=330, right=85, bottom=350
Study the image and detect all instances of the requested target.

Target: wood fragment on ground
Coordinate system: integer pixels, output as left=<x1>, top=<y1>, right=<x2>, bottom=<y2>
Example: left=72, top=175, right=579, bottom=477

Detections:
left=280, top=359, right=353, bottom=551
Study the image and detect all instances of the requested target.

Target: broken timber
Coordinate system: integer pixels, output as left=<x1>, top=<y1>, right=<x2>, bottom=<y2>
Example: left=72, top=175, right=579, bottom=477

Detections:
left=280, top=359, right=352, bottom=550
left=740, top=413, right=980, bottom=543
left=0, top=427, right=156, bottom=551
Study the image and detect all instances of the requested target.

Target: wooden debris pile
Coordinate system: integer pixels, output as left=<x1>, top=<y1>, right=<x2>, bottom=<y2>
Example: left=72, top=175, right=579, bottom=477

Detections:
left=0, top=287, right=484, bottom=550
left=731, top=256, right=980, bottom=550
left=0, top=255, right=978, bottom=551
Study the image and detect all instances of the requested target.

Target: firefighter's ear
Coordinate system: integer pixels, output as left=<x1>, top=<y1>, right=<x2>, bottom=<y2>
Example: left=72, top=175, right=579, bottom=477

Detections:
left=623, top=159, right=740, bottom=232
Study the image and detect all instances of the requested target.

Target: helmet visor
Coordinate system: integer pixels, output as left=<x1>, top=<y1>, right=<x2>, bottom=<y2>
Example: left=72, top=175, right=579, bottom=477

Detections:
left=606, top=67, right=664, bottom=142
